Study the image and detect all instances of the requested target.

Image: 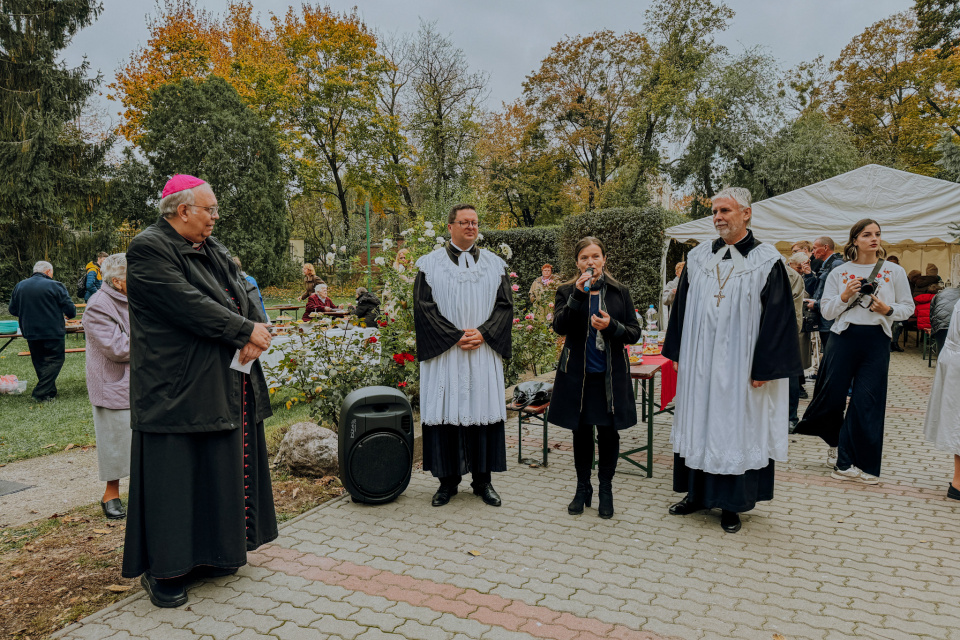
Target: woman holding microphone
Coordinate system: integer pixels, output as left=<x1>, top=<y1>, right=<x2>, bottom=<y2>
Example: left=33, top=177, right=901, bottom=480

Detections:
left=548, top=237, right=641, bottom=518
left=796, top=219, right=914, bottom=484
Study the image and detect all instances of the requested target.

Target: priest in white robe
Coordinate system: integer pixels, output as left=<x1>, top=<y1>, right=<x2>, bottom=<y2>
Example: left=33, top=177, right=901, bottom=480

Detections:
left=662, top=187, right=801, bottom=533
left=413, top=204, right=513, bottom=508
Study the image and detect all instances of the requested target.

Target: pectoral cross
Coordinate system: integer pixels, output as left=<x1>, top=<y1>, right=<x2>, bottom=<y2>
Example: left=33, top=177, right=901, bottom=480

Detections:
left=714, top=291, right=725, bottom=307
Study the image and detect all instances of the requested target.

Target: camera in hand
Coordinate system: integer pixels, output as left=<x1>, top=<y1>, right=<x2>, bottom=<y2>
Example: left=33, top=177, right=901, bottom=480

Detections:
left=858, top=279, right=876, bottom=296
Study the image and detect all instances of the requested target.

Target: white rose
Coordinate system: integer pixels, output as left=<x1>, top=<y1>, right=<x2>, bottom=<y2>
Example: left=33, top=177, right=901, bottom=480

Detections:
left=400, top=228, right=413, bottom=236
left=374, top=256, right=385, bottom=266
left=424, top=221, right=434, bottom=228
left=325, top=252, right=336, bottom=265
left=382, top=238, right=394, bottom=250
left=331, top=243, right=337, bottom=250
left=340, top=245, right=347, bottom=253
left=478, top=233, right=484, bottom=241
left=417, top=237, right=425, bottom=243
left=424, top=229, right=436, bottom=237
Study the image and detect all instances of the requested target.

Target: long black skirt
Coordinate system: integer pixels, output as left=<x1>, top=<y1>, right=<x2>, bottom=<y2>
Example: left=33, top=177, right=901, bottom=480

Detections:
left=673, top=454, right=775, bottom=513
left=121, top=377, right=277, bottom=579
left=795, top=324, right=890, bottom=477
left=421, top=421, right=507, bottom=479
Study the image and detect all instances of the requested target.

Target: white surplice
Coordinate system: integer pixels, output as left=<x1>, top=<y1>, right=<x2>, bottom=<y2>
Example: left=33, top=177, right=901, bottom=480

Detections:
left=924, top=300, right=960, bottom=456
left=671, top=240, right=790, bottom=475
left=416, top=247, right=508, bottom=427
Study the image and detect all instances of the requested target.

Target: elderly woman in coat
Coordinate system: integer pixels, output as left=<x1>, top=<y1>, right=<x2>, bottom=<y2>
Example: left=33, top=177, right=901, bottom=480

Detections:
left=82, top=253, right=131, bottom=520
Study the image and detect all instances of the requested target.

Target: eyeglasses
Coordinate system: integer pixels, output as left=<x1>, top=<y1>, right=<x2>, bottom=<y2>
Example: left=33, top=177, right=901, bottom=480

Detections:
left=188, top=204, right=220, bottom=216
left=454, top=221, right=479, bottom=228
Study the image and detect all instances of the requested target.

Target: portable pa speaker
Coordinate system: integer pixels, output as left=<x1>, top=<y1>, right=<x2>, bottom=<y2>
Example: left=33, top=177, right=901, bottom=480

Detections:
left=338, top=386, right=414, bottom=504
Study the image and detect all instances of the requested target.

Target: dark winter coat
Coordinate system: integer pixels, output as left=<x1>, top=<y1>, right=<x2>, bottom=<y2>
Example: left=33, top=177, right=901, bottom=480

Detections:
left=931, top=287, right=960, bottom=335
left=548, top=276, right=642, bottom=430
left=126, top=217, right=272, bottom=434
left=354, top=291, right=381, bottom=327
left=8, top=272, right=76, bottom=340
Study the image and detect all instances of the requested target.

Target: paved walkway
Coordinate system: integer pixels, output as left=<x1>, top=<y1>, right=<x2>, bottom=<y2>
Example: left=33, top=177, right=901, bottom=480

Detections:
left=54, top=350, right=960, bottom=640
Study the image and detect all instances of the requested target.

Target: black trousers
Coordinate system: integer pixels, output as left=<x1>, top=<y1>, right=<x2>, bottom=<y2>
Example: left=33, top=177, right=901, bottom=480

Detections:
left=788, top=375, right=800, bottom=422
left=572, top=423, right=620, bottom=482
left=796, top=325, right=890, bottom=477
left=27, top=338, right=65, bottom=401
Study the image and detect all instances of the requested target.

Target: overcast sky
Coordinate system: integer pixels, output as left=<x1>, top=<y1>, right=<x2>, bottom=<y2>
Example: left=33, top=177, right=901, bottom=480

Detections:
left=65, top=0, right=915, bottom=124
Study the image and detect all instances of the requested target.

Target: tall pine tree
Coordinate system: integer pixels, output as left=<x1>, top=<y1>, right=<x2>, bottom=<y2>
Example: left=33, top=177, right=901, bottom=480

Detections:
left=0, top=0, right=111, bottom=298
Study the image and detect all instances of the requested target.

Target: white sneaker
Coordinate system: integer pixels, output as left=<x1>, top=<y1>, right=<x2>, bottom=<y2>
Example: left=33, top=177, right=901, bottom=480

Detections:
left=826, top=447, right=838, bottom=467
left=831, top=465, right=880, bottom=485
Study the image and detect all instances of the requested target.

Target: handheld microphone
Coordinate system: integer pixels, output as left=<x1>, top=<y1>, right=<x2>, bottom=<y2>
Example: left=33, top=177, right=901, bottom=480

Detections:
left=584, top=267, right=595, bottom=292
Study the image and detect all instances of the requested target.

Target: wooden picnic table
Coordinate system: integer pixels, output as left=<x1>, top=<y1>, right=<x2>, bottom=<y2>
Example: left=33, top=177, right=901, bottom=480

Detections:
left=0, top=324, right=84, bottom=356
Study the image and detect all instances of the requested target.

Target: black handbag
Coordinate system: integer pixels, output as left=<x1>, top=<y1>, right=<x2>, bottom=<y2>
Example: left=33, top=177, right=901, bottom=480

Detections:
left=512, top=381, right=553, bottom=408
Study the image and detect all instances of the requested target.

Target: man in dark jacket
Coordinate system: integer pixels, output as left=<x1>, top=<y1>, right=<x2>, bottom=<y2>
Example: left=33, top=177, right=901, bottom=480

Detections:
left=121, top=175, right=276, bottom=609
left=8, top=261, right=76, bottom=401
left=807, top=237, right=844, bottom=352
left=351, top=286, right=380, bottom=327
left=931, top=286, right=960, bottom=354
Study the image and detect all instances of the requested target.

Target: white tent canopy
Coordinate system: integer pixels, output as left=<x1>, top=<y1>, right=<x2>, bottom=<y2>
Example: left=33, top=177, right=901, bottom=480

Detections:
left=663, top=164, right=960, bottom=285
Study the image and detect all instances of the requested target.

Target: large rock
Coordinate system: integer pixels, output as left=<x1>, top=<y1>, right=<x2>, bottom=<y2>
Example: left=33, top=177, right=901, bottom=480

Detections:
left=274, top=422, right=339, bottom=478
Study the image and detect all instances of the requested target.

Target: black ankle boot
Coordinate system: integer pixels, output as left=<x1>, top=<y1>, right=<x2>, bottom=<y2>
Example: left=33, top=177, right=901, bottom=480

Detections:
left=597, top=480, right=614, bottom=519
left=567, top=479, right=593, bottom=514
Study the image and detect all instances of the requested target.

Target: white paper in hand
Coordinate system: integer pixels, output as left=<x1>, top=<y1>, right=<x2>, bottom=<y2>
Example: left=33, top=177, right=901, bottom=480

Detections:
left=230, top=349, right=254, bottom=373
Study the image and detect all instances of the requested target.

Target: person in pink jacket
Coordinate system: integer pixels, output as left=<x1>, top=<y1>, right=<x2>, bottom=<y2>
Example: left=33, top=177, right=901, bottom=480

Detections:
left=82, top=253, right=131, bottom=520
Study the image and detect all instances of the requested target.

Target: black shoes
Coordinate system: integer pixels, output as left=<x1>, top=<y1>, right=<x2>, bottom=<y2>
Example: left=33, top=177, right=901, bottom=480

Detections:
left=101, top=498, right=126, bottom=520
left=798, top=388, right=808, bottom=400
left=472, top=482, right=502, bottom=507
left=597, top=482, right=614, bottom=519
left=141, top=574, right=187, bottom=608
left=567, top=481, right=593, bottom=515
left=431, top=485, right=457, bottom=507
left=668, top=495, right=702, bottom=516
left=891, top=344, right=905, bottom=352
left=948, top=484, right=960, bottom=500
left=720, top=510, right=741, bottom=533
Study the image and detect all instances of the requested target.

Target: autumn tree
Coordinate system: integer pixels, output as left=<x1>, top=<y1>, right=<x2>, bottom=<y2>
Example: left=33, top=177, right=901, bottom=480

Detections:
left=668, top=49, right=781, bottom=215
left=374, top=30, right=417, bottom=217
left=915, top=0, right=960, bottom=57
left=109, top=0, right=226, bottom=144
left=523, top=30, right=645, bottom=210
left=408, top=21, right=488, bottom=206
left=0, top=0, right=112, bottom=295
left=141, top=76, right=290, bottom=284
left=623, top=0, right=734, bottom=201
left=476, top=102, right=571, bottom=227
left=826, top=12, right=960, bottom=175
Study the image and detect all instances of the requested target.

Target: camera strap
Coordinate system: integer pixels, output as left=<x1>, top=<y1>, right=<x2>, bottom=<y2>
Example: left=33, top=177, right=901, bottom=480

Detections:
left=838, top=258, right=885, bottom=317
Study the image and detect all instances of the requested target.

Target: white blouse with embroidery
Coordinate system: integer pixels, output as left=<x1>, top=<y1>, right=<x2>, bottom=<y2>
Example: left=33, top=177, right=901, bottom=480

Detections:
left=821, top=260, right=915, bottom=337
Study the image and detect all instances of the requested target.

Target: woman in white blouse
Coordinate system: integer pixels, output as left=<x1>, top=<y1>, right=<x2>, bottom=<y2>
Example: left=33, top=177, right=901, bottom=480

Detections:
left=795, top=219, right=915, bottom=484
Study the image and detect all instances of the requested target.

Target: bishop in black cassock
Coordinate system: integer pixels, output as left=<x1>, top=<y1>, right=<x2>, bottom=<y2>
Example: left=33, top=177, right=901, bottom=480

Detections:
left=662, top=188, right=801, bottom=533
left=413, top=205, right=513, bottom=508
left=122, top=176, right=277, bottom=607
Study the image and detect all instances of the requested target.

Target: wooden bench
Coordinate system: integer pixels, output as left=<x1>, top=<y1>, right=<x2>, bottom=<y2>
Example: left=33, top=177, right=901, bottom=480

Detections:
left=18, top=348, right=85, bottom=356
left=506, top=402, right=550, bottom=467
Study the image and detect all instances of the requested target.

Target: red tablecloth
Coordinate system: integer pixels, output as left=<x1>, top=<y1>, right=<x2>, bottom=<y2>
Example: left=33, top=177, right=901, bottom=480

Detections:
left=637, top=353, right=677, bottom=407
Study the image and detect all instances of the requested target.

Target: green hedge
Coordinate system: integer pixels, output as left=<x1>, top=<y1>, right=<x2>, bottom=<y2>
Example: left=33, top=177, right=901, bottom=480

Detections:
left=480, top=226, right=561, bottom=309
left=559, top=206, right=667, bottom=311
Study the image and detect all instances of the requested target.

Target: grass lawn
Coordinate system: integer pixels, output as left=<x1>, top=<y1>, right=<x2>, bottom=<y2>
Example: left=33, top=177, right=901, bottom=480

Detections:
left=0, top=287, right=341, bottom=464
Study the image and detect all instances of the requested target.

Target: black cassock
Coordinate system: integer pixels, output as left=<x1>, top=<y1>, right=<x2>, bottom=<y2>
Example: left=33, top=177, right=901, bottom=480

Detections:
left=413, top=243, right=513, bottom=481
left=122, top=234, right=277, bottom=580
left=662, top=231, right=802, bottom=512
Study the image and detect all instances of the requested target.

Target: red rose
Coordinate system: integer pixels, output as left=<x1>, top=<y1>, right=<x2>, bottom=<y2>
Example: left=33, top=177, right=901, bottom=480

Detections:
left=368, top=336, right=378, bottom=343
left=398, top=381, right=408, bottom=388
left=392, top=353, right=405, bottom=365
